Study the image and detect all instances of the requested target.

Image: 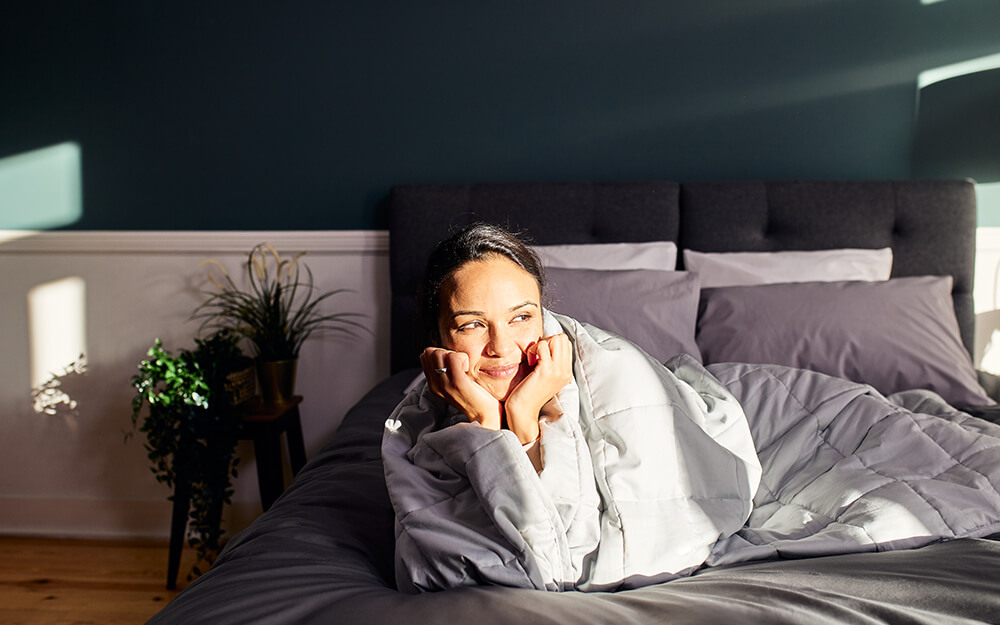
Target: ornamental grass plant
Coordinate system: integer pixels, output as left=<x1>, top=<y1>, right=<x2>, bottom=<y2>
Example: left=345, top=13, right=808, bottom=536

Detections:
left=194, top=242, right=365, bottom=361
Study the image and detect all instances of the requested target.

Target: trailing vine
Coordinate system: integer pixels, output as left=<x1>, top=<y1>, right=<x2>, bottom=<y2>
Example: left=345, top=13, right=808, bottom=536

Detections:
left=129, top=329, right=249, bottom=578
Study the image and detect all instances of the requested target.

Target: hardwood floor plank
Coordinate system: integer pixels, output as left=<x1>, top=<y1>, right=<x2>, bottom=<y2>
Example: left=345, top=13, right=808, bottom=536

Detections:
left=0, top=536, right=199, bottom=625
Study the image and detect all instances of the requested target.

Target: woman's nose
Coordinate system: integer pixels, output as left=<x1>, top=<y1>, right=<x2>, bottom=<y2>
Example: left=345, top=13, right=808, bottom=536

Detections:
left=485, top=327, right=515, bottom=356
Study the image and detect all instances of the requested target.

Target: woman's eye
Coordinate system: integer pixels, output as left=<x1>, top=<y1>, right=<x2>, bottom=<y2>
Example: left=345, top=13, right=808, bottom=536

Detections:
left=457, top=320, right=484, bottom=332
left=512, top=313, right=532, bottom=323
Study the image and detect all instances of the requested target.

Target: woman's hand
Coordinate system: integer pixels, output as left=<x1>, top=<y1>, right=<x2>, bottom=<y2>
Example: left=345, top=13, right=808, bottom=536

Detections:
left=504, top=334, right=573, bottom=444
left=420, top=347, right=503, bottom=430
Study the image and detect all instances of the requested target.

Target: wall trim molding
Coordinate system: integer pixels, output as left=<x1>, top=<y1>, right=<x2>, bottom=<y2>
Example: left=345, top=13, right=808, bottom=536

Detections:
left=0, top=496, right=260, bottom=541
left=0, top=230, right=389, bottom=255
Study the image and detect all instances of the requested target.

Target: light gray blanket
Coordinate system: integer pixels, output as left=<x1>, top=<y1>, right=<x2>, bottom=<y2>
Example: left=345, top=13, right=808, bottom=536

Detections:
left=707, top=362, right=1000, bottom=566
left=383, top=312, right=760, bottom=592
left=383, top=314, right=1000, bottom=593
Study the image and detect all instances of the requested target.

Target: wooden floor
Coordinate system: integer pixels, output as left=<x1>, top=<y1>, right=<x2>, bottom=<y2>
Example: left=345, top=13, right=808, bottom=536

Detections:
left=0, top=536, right=196, bottom=625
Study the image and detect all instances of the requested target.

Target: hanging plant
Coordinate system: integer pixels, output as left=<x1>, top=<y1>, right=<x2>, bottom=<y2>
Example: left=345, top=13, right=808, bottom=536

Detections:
left=129, top=329, right=249, bottom=579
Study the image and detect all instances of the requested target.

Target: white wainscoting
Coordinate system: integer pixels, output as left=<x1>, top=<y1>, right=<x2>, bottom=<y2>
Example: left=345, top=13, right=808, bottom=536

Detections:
left=975, top=228, right=1000, bottom=373
left=0, top=231, right=390, bottom=540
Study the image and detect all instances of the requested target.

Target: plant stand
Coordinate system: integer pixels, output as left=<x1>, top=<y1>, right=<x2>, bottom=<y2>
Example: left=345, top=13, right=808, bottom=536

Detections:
left=240, top=396, right=307, bottom=511
left=166, top=396, right=307, bottom=589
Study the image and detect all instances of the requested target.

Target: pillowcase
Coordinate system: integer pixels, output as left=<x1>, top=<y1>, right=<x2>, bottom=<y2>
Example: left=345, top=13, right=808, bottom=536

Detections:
left=683, top=247, right=893, bottom=288
left=696, top=276, right=993, bottom=407
left=534, top=241, right=678, bottom=271
left=545, top=267, right=701, bottom=363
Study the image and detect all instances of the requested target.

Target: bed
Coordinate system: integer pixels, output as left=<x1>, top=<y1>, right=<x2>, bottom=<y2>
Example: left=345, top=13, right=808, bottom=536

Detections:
left=150, top=180, right=1000, bottom=624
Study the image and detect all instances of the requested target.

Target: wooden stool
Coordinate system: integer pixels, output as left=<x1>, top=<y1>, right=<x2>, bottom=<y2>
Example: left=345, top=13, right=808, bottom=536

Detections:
left=166, top=396, right=307, bottom=589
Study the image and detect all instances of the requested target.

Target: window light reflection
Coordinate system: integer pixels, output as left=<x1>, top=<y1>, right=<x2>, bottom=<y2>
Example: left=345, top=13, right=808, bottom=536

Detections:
left=28, top=276, right=87, bottom=415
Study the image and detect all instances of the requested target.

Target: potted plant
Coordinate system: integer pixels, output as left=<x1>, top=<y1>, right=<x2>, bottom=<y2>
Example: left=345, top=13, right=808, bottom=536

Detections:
left=129, top=329, right=249, bottom=580
left=194, top=242, right=364, bottom=404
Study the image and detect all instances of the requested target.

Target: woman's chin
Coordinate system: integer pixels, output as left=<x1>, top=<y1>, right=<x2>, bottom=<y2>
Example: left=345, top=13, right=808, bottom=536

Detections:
left=484, top=372, right=527, bottom=402
left=486, top=382, right=516, bottom=403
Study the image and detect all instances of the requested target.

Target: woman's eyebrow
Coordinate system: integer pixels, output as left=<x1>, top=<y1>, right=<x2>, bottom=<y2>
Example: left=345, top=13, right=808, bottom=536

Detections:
left=451, top=301, right=538, bottom=320
left=509, top=300, right=539, bottom=312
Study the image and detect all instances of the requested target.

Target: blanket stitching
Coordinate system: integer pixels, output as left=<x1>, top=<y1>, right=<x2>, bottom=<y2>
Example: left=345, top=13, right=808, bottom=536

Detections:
left=850, top=407, right=1000, bottom=534
left=719, top=367, right=889, bottom=545
left=723, top=364, right=1000, bottom=543
left=400, top=428, right=565, bottom=588
left=572, top=336, right=627, bottom=582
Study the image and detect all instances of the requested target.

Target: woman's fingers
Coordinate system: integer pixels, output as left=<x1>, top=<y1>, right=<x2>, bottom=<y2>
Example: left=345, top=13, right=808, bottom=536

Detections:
left=420, top=347, right=501, bottom=429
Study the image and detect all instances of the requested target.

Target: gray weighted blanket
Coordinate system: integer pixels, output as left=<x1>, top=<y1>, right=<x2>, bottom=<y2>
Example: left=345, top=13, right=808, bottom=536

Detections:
left=384, top=314, right=1000, bottom=593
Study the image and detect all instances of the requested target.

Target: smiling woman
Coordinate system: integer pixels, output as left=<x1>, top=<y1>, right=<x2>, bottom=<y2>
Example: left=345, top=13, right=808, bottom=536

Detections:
left=416, top=224, right=572, bottom=453
left=382, top=222, right=760, bottom=594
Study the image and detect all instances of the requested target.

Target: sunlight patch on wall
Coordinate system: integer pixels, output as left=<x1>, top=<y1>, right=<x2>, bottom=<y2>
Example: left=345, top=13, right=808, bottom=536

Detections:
left=0, top=142, right=82, bottom=230
left=28, top=277, right=88, bottom=415
left=977, top=182, right=1000, bottom=227
left=918, top=52, right=1000, bottom=89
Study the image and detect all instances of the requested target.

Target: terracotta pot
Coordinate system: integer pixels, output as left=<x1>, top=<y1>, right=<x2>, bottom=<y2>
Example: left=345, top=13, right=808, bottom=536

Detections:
left=255, top=359, right=297, bottom=405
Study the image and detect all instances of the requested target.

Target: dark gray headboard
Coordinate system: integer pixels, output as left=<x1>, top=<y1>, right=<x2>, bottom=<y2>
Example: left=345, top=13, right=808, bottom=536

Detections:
left=388, top=179, right=976, bottom=373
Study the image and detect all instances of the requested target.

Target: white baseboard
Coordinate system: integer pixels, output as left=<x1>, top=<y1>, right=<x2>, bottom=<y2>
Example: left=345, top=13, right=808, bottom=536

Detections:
left=0, top=496, right=262, bottom=541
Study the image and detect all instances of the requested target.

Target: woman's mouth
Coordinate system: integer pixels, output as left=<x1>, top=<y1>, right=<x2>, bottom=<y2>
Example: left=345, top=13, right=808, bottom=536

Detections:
left=479, top=363, right=521, bottom=379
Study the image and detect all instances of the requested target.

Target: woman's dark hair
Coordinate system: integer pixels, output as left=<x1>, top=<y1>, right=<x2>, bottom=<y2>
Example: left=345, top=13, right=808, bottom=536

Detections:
left=419, top=223, right=545, bottom=342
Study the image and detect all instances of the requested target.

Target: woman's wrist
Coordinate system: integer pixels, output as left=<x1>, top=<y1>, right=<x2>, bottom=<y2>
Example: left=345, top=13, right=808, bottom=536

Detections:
left=503, top=399, right=541, bottom=445
left=465, top=400, right=503, bottom=431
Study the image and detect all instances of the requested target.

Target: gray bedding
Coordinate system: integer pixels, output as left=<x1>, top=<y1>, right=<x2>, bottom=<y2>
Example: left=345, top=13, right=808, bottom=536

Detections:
left=149, top=368, right=1000, bottom=625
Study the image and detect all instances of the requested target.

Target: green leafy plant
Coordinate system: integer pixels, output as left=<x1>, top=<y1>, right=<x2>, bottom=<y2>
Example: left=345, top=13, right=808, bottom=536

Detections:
left=194, top=242, right=365, bottom=361
left=129, top=329, right=249, bottom=578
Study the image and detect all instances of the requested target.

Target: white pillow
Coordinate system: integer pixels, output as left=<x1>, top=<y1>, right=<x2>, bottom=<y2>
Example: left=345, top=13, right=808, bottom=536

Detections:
left=533, top=241, right=677, bottom=271
left=683, top=247, right=892, bottom=288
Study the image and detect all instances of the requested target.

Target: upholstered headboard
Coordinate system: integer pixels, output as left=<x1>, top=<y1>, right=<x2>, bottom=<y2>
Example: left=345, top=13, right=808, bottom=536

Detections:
left=388, top=179, right=976, bottom=373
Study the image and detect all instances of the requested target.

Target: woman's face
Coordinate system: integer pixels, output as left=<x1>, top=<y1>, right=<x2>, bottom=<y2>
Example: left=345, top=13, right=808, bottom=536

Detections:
left=437, top=255, right=544, bottom=402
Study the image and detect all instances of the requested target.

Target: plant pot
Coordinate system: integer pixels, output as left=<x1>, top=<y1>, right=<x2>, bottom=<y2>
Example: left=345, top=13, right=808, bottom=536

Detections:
left=256, top=359, right=297, bottom=405
left=224, top=363, right=257, bottom=405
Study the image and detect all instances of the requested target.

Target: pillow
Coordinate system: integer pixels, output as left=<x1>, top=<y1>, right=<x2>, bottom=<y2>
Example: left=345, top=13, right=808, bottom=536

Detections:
left=683, top=247, right=892, bottom=288
left=696, top=276, right=993, bottom=407
left=545, top=267, right=701, bottom=363
left=534, top=241, right=677, bottom=271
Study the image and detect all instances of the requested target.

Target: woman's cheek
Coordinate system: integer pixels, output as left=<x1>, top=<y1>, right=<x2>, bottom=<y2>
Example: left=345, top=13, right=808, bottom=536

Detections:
left=443, top=336, right=479, bottom=368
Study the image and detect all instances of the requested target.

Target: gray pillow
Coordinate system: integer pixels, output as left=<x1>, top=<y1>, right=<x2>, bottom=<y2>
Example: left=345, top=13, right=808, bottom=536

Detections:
left=696, top=276, right=993, bottom=407
left=545, top=267, right=702, bottom=363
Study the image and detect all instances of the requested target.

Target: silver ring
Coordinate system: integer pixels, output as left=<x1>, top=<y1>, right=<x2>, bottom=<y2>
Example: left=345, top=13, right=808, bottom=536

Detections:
left=434, top=367, right=448, bottom=374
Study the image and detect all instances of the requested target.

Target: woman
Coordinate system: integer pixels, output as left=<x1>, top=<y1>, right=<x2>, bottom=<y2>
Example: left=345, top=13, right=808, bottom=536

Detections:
left=383, top=223, right=760, bottom=593
left=417, top=223, right=571, bottom=471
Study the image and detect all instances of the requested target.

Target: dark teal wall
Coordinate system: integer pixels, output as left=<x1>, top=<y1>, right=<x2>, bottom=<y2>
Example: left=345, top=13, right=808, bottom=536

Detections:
left=2, top=1, right=999, bottom=230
